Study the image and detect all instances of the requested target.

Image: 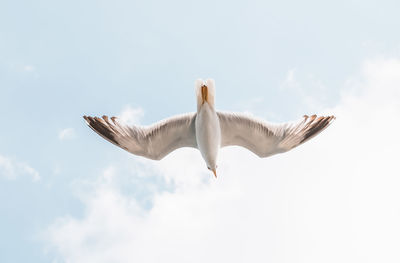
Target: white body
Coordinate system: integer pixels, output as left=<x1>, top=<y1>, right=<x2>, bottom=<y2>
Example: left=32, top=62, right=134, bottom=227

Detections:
left=195, top=101, right=221, bottom=170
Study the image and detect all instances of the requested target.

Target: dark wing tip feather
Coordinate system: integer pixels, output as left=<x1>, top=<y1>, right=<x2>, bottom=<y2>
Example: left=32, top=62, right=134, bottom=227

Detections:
left=300, top=115, right=335, bottom=144
left=83, top=115, right=120, bottom=146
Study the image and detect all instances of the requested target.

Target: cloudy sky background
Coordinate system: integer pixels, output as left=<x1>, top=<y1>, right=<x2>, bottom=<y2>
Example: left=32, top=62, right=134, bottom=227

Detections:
left=1, top=0, right=400, bottom=262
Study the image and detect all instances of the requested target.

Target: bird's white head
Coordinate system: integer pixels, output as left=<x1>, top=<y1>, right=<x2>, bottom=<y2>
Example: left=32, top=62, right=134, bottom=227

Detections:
left=195, top=78, right=216, bottom=111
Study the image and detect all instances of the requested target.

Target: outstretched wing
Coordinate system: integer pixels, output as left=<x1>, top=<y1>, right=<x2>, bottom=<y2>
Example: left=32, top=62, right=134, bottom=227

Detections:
left=83, top=113, right=197, bottom=160
left=217, top=112, right=335, bottom=157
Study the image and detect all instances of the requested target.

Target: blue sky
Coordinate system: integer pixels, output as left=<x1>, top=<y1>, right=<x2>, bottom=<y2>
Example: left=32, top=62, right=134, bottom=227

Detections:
left=1, top=0, right=400, bottom=262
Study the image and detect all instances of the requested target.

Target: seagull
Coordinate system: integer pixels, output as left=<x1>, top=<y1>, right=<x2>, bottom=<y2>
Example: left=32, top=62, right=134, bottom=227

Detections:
left=83, top=79, right=335, bottom=178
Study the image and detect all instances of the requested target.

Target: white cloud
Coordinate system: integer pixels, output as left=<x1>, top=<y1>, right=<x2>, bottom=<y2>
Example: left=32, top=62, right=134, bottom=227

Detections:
left=0, top=154, right=40, bottom=181
left=281, top=68, right=330, bottom=112
left=281, top=68, right=298, bottom=89
left=23, top=65, right=35, bottom=72
left=118, top=105, right=144, bottom=125
left=46, top=58, right=400, bottom=263
left=58, top=128, right=76, bottom=140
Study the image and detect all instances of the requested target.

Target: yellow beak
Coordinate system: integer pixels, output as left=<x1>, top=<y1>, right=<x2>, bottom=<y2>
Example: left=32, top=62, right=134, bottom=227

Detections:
left=212, top=169, right=217, bottom=178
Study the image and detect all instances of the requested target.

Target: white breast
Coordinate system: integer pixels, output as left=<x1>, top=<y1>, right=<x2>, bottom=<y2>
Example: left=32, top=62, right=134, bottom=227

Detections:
left=195, top=102, right=221, bottom=168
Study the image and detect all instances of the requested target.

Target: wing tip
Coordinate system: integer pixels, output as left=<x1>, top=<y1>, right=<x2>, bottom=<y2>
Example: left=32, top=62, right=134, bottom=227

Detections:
left=83, top=115, right=92, bottom=125
left=83, top=114, right=120, bottom=144
left=303, top=114, right=336, bottom=122
left=299, top=114, right=335, bottom=144
left=83, top=115, right=118, bottom=126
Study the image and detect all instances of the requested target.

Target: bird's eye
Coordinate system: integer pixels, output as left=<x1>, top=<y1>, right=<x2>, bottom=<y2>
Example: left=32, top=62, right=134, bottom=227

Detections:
left=207, top=166, right=211, bottom=170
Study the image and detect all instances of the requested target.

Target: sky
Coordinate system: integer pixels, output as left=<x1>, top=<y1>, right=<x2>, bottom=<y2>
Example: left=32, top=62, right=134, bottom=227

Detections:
left=1, top=0, right=400, bottom=262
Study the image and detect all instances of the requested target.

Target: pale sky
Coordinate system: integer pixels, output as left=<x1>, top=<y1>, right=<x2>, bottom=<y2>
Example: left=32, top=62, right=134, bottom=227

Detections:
left=1, top=0, right=400, bottom=262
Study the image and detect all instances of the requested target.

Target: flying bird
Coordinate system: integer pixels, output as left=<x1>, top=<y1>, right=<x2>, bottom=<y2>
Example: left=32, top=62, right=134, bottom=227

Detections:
left=83, top=79, right=335, bottom=178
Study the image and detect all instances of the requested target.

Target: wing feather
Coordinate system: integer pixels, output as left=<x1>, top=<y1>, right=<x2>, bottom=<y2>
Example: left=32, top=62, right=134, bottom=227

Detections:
left=217, top=112, right=335, bottom=157
left=83, top=113, right=197, bottom=160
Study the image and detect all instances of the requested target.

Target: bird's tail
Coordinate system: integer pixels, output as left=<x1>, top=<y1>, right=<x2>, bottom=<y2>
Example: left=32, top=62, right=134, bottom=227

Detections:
left=195, top=79, right=215, bottom=109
